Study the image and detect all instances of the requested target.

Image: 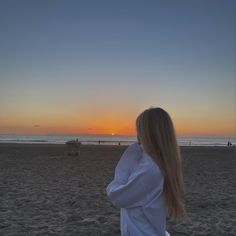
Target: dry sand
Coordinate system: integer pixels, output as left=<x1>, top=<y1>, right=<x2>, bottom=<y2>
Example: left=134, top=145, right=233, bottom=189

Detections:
left=0, top=144, right=235, bottom=236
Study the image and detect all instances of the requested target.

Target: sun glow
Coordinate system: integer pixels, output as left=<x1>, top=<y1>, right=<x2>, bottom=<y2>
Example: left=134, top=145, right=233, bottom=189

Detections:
left=0, top=108, right=235, bottom=136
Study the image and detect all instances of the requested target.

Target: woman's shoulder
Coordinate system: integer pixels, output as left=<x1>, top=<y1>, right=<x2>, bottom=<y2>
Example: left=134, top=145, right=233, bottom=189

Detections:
left=125, top=143, right=143, bottom=154
left=138, top=151, right=163, bottom=178
left=118, top=143, right=143, bottom=167
left=126, top=144, right=163, bottom=182
left=128, top=151, right=164, bottom=196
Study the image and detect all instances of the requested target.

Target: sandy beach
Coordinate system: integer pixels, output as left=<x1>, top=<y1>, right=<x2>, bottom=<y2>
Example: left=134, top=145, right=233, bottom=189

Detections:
left=0, top=144, right=235, bottom=236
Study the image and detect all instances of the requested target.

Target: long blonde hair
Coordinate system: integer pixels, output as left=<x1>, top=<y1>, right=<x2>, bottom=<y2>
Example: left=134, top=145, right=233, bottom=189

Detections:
left=136, top=107, right=185, bottom=221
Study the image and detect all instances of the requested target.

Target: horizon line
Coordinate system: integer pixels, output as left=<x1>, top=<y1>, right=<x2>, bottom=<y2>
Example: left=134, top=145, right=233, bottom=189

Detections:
left=0, top=133, right=235, bottom=138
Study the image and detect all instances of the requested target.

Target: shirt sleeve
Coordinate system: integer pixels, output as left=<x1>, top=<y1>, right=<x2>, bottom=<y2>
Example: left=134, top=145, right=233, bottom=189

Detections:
left=114, top=143, right=143, bottom=183
left=106, top=163, right=163, bottom=209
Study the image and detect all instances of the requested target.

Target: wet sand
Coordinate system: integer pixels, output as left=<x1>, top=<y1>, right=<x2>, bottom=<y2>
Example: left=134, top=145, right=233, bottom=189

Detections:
left=0, top=144, right=235, bottom=235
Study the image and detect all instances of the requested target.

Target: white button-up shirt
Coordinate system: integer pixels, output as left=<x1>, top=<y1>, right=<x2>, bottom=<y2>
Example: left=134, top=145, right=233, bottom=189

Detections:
left=106, top=143, right=170, bottom=236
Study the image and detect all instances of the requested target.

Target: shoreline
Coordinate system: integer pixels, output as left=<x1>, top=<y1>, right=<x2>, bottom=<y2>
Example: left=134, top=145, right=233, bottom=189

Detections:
left=0, top=142, right=235, bottom=148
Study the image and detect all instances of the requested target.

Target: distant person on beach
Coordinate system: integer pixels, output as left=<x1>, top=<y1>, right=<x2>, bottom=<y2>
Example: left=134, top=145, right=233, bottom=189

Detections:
left=106, top=107, right=185, bottom=236
left=227, top=141, right=232, bottom=146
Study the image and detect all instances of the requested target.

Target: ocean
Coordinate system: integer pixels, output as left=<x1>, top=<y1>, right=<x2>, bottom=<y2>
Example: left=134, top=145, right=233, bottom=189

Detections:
left=0, top=134, right=235, bottom=147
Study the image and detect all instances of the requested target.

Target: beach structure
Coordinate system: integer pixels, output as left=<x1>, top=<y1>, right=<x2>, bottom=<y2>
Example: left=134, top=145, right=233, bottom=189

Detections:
left=65, top=139, right=81, bottom=156
left=227, top=141, right=232, bottom=146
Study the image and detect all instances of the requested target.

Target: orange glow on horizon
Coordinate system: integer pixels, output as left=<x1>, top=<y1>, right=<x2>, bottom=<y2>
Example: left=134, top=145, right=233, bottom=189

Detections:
left=0, top=112, right=137, bottom=136
left=174, top=118, right=235, bottom=137
left=0, top=118, right=235, bottom=137
left=0, top=109, right=235, bottom=136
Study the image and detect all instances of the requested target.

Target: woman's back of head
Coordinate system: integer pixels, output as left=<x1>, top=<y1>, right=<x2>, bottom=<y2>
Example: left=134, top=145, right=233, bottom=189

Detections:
left=136, top=107, right=185, bottom=221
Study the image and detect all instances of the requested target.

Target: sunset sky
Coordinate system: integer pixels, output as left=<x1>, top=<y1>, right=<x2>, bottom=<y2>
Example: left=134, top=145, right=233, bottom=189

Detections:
left=0, top=0, right=235, bottom=136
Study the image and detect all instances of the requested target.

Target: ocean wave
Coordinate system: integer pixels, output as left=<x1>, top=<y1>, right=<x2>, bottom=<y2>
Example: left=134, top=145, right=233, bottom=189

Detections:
left=0, top=139, right=48, bottom=143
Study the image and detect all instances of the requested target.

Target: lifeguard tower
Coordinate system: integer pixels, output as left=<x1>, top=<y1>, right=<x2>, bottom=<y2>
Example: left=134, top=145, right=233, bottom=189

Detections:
left=65, top=139, right=81, bottom=156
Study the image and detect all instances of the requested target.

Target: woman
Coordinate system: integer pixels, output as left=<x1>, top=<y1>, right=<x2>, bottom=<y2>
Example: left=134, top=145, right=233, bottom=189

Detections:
left=106, top=107, right=185, bottom=236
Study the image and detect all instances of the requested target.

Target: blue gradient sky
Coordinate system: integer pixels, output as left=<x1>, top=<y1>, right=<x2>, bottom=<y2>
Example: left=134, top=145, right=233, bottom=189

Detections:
left=0, top=0, right=235, bottom=136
